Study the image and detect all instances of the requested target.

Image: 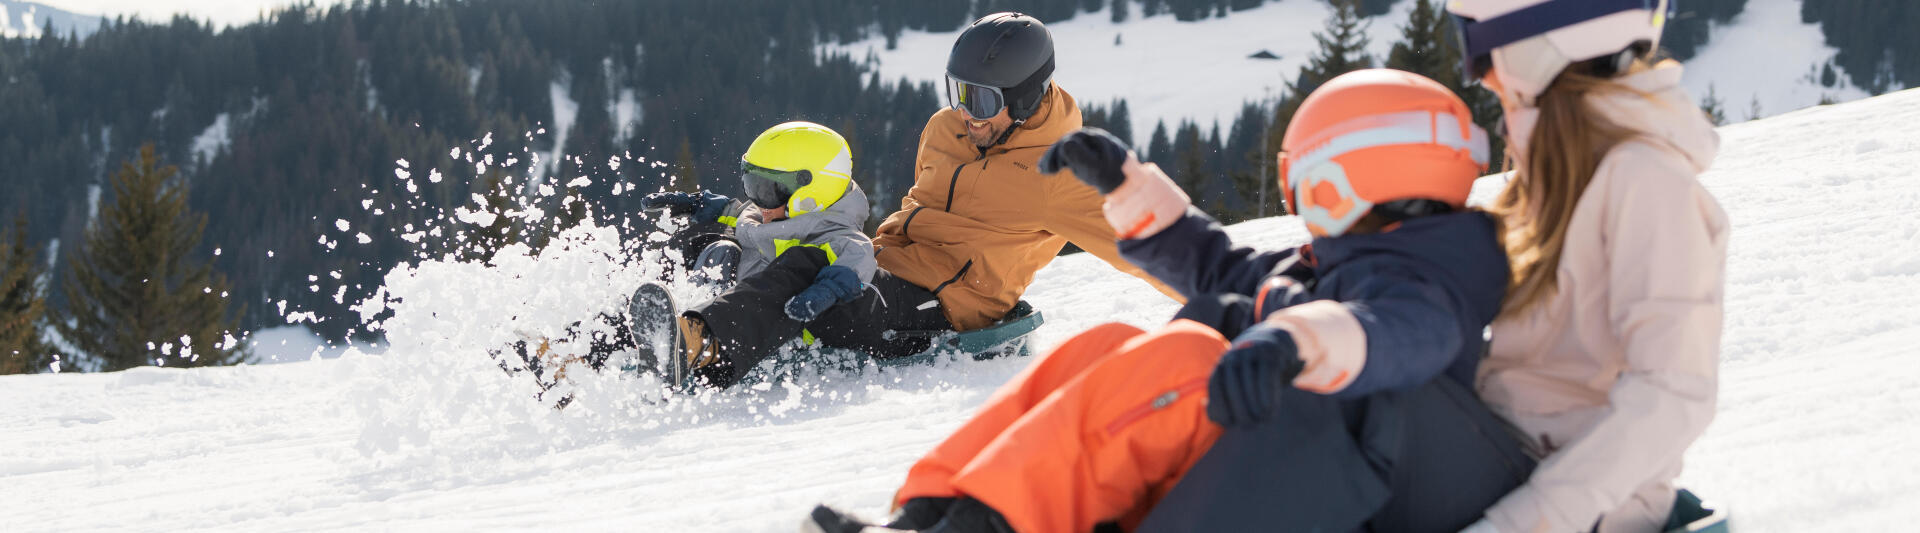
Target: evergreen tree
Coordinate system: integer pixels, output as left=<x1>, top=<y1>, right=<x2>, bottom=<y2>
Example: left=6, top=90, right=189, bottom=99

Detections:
left=1294, top=0, right=1374, bottom=96
left=1263, top=0, right=1376, bottom=184
left=1111, top=0, right=1130, bottom=23
left=460, top=171, right=525, bottom=263
left=1172, top=120, right=1209, bottom=206
left=671, top=138, right=701, bottom=193
left=1, top=214, right=52, bottom=375
left=1700, top=84, right=1728, bottom=126
left=1746, top=95, right=1764, bottom=121
left=1146, top=120, right=1175, bottom=170
left=1385, top=0, right=1505, bottom=171
left=57, top=145, right=248, bottom=371
left=1385, top=0, right=1457, bottom=89
left=1108, top=100, right=1135, bottom=148
left=1225, top=101, right=1273, bottom=220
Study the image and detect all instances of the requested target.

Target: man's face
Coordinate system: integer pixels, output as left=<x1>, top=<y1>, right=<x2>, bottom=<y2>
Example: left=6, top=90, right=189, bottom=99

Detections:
left=964, top=107, right=1014, bottom=148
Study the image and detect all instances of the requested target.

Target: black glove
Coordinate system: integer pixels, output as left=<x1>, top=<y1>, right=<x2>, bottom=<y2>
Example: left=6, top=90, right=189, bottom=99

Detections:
left=1038, top=127, right=1131, bottom=194
left=1171, top=293, right=1259, bottom=339
left=1206, top=322, right=1306, bottom=427
left=642, top=191, right=739, bottom=225
left=785, top=265, right=863, bottom=322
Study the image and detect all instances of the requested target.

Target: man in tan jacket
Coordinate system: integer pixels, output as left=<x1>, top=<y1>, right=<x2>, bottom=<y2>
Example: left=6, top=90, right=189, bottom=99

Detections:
left=627, top=13, right=1176, bottom=390
left=874, top=12, right=1177, bottom=332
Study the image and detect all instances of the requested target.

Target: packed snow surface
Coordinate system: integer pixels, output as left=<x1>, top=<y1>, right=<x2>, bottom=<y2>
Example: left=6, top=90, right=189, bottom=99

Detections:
left=5, top=89, right=1920, bottom=531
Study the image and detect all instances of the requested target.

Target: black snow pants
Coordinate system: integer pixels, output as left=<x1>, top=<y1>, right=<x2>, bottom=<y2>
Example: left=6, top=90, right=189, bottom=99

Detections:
left=687, top=246, right=953, bottom=386
left=1134, top=374, right=1536, bottom=533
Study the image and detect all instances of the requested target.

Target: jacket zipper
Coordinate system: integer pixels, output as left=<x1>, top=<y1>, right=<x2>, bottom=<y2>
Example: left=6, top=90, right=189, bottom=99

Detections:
left=943, top=162, right=967, bottom=211
left=930, top=259, right=973, bottom=295
left=1105, top=377, right=1210, bottom=436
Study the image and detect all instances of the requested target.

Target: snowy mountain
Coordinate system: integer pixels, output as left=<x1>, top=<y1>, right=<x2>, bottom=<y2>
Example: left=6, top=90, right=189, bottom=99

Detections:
left=826, top=0, right=1881, bottom=141
left=6, top=81, right=1920, bottom=531
left=0, top=0, right=98, bottom=39
left=26, top=0, right=344, bottom=29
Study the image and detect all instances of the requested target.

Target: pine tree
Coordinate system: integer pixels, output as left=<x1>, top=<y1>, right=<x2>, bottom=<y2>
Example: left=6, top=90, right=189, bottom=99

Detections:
left=671, top=138, right=701, bottom=193
left=1293, top=0, right=1374, bottom=97
left=1172, top=120, right=1210, bottom=208
left=1385, top=0, right=1505, bottom=171
left=1700, top=84, right=1728, bottom=126
left=58, top=145, right=248, bottom=371
left=1146, top=120, right=1175, bottom=171
left=1108, top=99, right=1135, bottom=148
left=1385, top=0, right=1458, bottom=89
left=1746, top=95, right=1764, bottom=121
left=461, top=170, right=524, bottom=263
left=1263, top=0, right=1377, bottom=183
left=1111, top=0, right=1130, bottom=23
left=1, top=214, right=52, bottom=375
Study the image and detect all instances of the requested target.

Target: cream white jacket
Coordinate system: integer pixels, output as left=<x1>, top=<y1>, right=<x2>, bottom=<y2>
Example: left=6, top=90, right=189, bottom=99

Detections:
left=1478, top=63, right=1729, bottom=533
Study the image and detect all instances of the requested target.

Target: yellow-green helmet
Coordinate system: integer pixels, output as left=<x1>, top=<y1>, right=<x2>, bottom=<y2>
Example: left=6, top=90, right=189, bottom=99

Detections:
left=740, top=121, right=853, bottom=216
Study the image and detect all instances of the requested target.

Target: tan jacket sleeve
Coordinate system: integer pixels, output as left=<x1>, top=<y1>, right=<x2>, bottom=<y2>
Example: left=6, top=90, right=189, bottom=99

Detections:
left=1485, top=143, right=1729, bottom=533
left=1045, top=172, right=1185, bottom=303
left=874, top=193, right=922, bottom=250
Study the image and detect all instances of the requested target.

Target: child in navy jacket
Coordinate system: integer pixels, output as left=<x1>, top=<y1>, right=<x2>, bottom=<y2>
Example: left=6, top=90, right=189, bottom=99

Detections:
left=806, top=70, right=1534, bottom=533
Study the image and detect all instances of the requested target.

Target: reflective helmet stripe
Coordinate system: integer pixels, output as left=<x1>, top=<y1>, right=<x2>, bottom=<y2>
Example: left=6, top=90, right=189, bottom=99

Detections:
left=1285, top=110, right=1490, bottom=187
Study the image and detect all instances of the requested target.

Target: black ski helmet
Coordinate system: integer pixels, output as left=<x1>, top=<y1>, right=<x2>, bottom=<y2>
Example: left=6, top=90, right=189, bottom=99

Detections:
left=946, top=12, right=1056, bottom=121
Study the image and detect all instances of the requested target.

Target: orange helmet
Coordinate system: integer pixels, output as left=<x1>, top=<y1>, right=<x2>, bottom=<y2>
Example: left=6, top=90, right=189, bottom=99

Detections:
left=1279, top=69, right=1491, bottom=237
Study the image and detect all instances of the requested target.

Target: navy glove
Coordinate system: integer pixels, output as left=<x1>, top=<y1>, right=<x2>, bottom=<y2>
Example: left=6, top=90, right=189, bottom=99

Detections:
left=1206, top=322, right=1306, bottom=427
left=642, top=191, right=738, bottom=225
left=1038, top=127, right=1131, bottom=194
left=785, top=265, right=864, bottom=322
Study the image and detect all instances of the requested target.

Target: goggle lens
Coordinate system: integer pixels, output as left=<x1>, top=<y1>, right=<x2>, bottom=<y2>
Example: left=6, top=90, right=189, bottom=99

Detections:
left=741, top=163, right=809, bottom=210
left=945, top=76, right=1006, bottom=120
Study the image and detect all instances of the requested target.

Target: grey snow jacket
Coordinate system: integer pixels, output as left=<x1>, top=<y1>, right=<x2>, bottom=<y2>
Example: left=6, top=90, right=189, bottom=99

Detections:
left=731, top=183, right=876, bottom=285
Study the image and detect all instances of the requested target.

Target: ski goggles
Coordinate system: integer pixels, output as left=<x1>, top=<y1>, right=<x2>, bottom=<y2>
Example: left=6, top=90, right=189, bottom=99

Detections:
left=1449, top=0, right=1668, bottom=82
left=944, top=75, right=1007, bottom=120
left=1277, top=110, right=1489, bottom=235
left=741, top=162, right=810, bottom=209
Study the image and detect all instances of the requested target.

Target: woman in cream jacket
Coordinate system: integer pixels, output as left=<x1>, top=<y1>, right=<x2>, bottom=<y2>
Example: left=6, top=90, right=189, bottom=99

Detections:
left=1448, top=1, right=1730, bottom=531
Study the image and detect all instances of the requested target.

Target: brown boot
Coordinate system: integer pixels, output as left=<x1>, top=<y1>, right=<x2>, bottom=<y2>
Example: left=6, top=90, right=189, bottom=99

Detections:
left=671, top=316, right=732, bottom=388
left=516, top=335, right=586, bottom=390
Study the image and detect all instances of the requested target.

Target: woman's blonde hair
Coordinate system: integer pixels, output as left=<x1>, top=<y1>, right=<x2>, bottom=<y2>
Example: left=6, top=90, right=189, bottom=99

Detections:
left=1491, top=59, right=1660, bottom=316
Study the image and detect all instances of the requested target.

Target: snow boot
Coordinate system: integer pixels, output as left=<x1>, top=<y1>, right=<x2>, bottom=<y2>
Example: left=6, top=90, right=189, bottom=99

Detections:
left=1662, top=489, right=1730, bottom=533
left=691, top=240, right=741, bottom=287
left=675, top=315, right=737, bottom=389
left=886, top=497, right=956, bottom=530
left=626, top=282, right=680, bottom=378
left=802, top=498, right=1012, bottom=533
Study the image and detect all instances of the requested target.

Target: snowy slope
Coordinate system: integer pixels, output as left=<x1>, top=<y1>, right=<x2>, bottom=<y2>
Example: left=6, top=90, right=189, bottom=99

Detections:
left=1677, top=0, right=1876, bottom=122
left=5, top=89, right=1920, bottom=531
left=0, top=0, right=98, bottom=39
left=29, top=0, right=346, bottom=29
left=827, top=0, right=1880, bottom=142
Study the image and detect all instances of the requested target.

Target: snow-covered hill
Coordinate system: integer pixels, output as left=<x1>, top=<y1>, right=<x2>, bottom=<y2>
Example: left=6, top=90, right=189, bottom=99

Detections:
left=5, top=89, right=1920, bottom=533
left=27, top=0, right=343, bottom=29
left=0, top=0, right=98, bottom=39
left=827, top=0, right=1880, bottom=141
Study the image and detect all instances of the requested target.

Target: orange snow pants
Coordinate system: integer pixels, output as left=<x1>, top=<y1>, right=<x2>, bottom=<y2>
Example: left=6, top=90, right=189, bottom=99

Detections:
left=894, top=319, right=1231, bottom=533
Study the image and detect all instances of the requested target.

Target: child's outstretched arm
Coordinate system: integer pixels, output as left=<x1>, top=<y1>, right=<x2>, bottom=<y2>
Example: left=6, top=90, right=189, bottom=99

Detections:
left=1039, top=128, right=1308, bottom=300
left=1120, top=207, right=1310, bottom=302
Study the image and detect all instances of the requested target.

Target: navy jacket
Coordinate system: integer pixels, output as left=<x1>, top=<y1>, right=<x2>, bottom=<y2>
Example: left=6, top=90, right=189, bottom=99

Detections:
left=1119, top=207, right=1509, bottom=396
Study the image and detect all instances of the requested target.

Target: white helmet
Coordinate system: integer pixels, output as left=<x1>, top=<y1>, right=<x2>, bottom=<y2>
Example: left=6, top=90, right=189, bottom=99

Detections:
left=1447, top=0, right=1671, bottom=106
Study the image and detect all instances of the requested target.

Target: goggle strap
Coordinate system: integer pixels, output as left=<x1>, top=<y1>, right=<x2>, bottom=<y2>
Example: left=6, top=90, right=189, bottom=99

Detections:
left=1285, top=110, right=1489, bottom=187
left=1460, top=0, right=1655, bottom=58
